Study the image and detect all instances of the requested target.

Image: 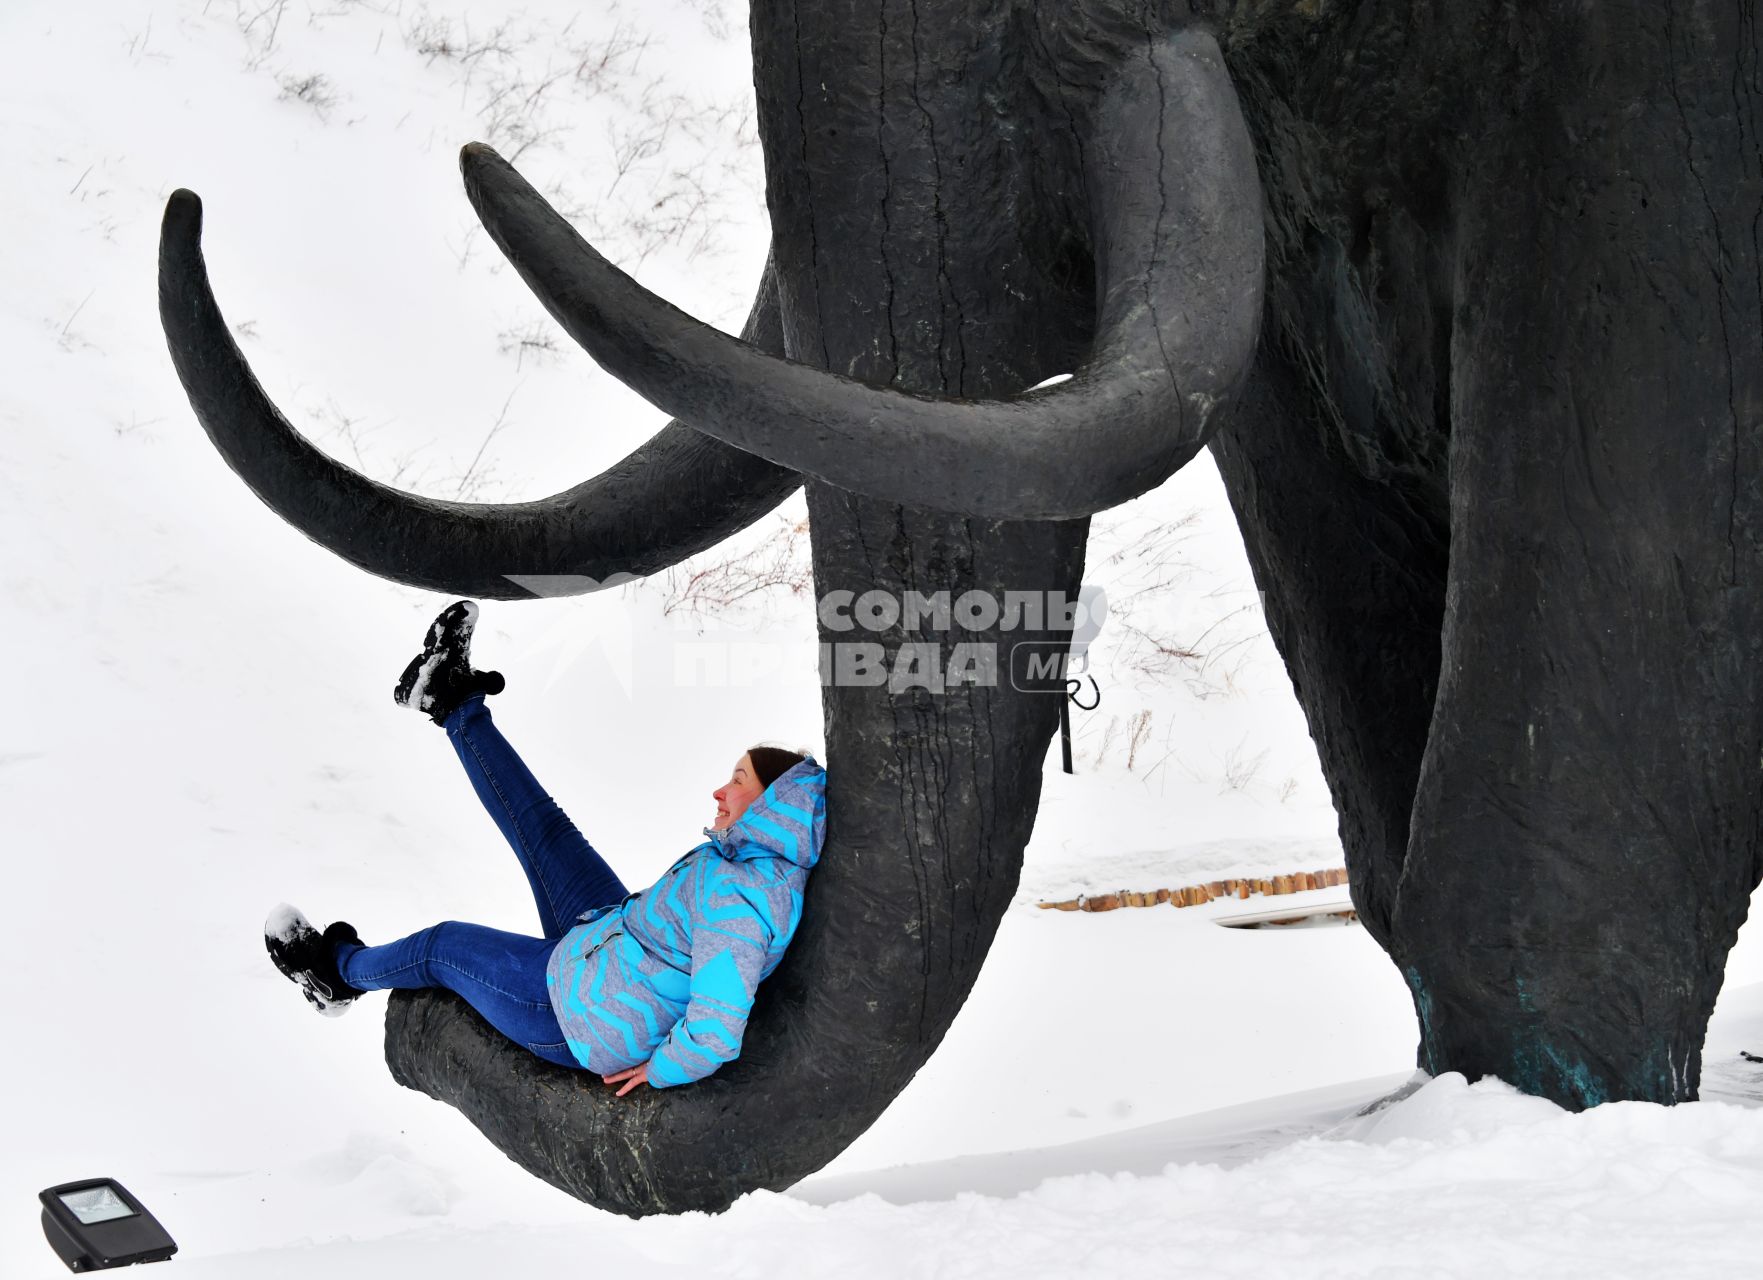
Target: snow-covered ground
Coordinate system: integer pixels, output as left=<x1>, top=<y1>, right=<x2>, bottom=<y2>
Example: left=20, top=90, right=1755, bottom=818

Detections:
left=4, top=2, right=1762, bottom=1275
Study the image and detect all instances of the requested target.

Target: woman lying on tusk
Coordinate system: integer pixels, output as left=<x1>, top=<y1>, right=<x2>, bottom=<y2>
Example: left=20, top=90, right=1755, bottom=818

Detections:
left=263, top=600, right=826, bottom=1097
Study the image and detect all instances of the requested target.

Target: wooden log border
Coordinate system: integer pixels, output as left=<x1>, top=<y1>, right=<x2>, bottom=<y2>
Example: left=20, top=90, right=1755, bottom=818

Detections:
left=1036, top=866, right=1351, bottom=913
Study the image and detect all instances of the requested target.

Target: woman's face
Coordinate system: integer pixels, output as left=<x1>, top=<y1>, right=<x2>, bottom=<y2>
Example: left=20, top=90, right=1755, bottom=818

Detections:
left=713, top=753, right=764, bottom=829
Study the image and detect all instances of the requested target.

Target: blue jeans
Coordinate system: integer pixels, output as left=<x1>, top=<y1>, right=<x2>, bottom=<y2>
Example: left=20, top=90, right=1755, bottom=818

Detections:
left=335, top=694, right=629, bottom=1069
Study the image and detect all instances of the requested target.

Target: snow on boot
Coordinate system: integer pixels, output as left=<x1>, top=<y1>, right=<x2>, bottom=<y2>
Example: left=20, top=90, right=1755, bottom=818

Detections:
left=264, top=904, right=366, bottom=1017
left=393, top=599, right=506, bottom=725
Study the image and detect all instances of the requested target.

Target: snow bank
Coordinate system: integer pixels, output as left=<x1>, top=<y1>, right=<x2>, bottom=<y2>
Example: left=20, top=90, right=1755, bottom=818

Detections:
left=160, top=1072, right=1763, bottom=1279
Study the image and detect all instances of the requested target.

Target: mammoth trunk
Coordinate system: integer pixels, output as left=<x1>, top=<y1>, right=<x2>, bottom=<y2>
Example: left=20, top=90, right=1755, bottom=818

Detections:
left=385, top=501, right=1088, bottom=1213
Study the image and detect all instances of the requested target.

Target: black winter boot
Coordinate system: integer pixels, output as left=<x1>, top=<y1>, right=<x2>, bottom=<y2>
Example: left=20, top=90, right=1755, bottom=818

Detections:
left=393, top=600, right=505, bottom=725
left=264, top=904, right=367, bottom=1017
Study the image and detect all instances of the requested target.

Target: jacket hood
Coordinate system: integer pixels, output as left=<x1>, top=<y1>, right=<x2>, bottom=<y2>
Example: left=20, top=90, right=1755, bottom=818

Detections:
left=703, top=756, right=827, bottom=869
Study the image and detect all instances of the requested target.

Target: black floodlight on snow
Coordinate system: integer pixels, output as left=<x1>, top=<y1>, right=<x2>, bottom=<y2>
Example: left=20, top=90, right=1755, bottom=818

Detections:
left=39, top=1179, right=177, bottom=1272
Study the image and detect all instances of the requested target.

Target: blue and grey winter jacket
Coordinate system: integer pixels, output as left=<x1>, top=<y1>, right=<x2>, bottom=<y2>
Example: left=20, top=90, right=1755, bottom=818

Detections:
left=545, top=757, right=827, bottom=1087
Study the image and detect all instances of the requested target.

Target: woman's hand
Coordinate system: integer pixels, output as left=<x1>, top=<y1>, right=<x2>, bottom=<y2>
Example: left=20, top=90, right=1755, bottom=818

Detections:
left=600, top=1061, right=652, bottom=1098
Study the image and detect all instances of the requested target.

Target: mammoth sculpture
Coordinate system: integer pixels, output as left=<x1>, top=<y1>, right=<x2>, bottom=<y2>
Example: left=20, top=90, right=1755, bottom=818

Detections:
left=158, top=0, right=1762, bottom=1217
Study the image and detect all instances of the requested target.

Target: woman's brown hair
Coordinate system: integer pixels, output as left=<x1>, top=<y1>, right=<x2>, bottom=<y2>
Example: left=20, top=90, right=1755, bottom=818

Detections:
left=746, top=745, right=807, bottom=791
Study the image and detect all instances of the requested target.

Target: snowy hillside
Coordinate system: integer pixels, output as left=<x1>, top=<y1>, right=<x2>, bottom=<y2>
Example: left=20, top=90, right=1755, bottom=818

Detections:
left=4, top=2, right=1763, bottom=1275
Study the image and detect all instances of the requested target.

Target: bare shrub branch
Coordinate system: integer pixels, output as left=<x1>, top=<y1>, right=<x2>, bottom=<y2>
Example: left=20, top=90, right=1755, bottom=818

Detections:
left=640, top=514, right=814, bottom=624
left=1125, top=709, right=1154, bottom=772
left=235, top=0, right=290, bottom=70
left=496, top=321, right=561, bottom=371
left=406, top=12, right=518, bottom=67
left=277, top=72, right=339, bottom=115
left=1219, top=736, right=1270, bottom=794
left=307, top=397, right=437, bottom=490
left=56, top=289, right=97, bottom=351
left=449, top=389, right=517, bottom=499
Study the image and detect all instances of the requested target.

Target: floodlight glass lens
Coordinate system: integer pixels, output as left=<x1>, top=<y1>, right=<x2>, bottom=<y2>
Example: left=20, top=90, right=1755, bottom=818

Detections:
left=58, top=1185, right=136, bottom=1225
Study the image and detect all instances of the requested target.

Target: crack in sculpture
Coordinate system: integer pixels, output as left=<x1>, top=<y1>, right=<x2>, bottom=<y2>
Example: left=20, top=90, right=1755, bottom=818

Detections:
left=158, top=0, right=1763, bottom=1218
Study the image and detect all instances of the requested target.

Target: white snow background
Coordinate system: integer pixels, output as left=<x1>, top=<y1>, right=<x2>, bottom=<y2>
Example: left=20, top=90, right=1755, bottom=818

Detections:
left=4, top=2, right=1762, bottom=1275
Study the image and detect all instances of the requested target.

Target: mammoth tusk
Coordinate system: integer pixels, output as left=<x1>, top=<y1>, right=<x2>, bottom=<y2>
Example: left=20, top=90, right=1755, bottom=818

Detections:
left=461, top=28, right=1264, bottom=520
left=157, top=190, right=802, bottom=599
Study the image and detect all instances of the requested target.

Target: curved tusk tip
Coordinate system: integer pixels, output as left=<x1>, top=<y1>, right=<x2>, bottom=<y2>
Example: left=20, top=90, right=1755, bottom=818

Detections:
left=162, top=188, right=204, bottom=240
left=459, top=141, right=505, bottom=173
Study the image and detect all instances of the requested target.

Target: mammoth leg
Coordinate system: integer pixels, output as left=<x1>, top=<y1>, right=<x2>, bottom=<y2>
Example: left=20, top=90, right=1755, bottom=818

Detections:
left=1208, top=329, right=1450, bottom=954
left=1393, top=4, right=1763, bottom=1106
